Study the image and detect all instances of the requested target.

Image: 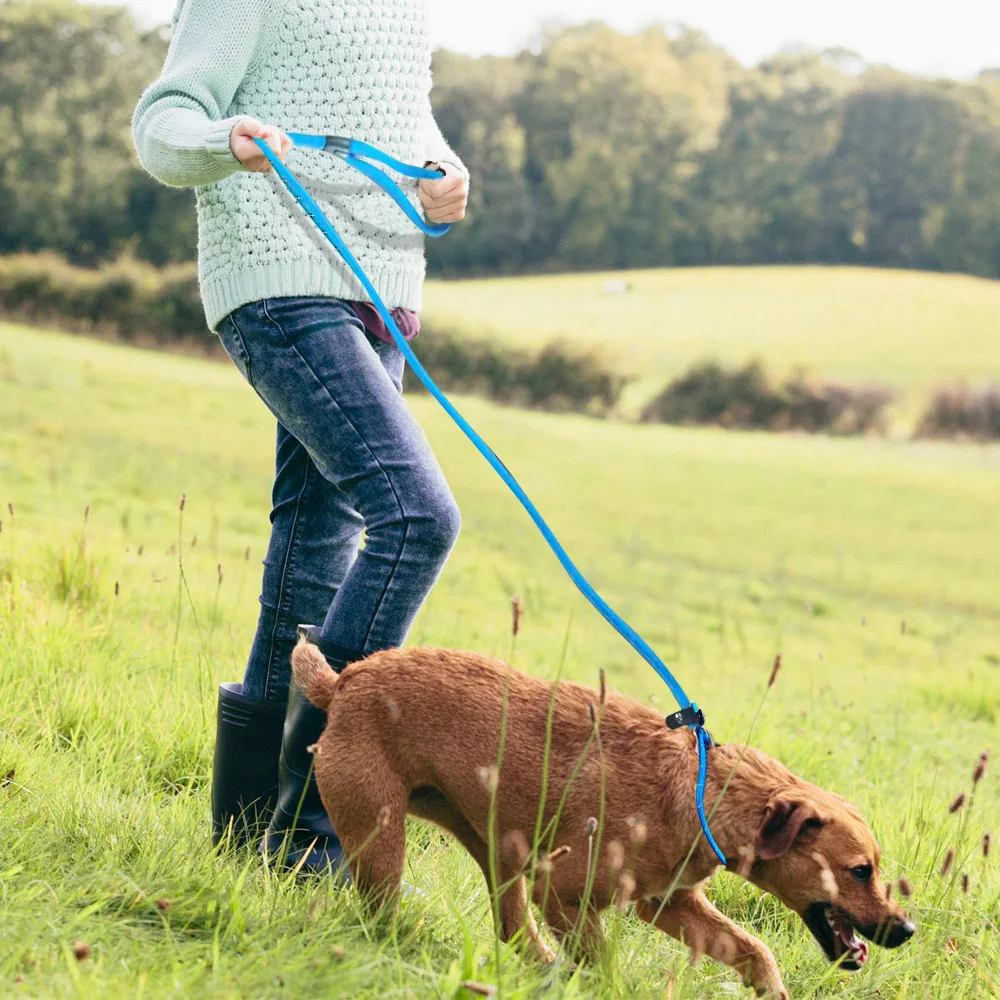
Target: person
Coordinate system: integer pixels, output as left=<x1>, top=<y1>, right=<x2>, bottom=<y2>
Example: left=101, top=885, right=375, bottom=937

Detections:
left=132, top=0, right=469, bottom=874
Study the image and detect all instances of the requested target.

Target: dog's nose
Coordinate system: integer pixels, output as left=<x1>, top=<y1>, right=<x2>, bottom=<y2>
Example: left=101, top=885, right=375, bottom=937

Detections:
left=886, top=918, right=916, bottom=947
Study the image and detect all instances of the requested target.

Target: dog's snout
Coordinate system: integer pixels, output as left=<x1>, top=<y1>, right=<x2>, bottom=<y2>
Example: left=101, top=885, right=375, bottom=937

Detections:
left=885, top=918, right=916, bottom=948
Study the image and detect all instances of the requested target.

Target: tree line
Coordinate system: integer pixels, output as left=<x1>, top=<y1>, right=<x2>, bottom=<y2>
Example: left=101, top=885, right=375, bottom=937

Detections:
left=2, top=1, right=999, bottom=279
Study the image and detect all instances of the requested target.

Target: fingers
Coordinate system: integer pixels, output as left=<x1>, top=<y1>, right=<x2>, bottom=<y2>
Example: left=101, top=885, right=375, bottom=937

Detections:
left=230, top=118, right=290, bottom=172
left=425, top=199, right=467, bottom=224
left=419, top=163, right=469, bottom=223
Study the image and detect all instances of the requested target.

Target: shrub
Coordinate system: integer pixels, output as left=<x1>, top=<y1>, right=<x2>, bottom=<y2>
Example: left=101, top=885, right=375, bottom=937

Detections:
left=641, top=360, right=892, bottom=435
left=915, top=385, right=1000, bottom=440
left=404, top=331, right=628, bottom=415
left=0, top=253, right=206, bottom=347
left=0, top=254, right=628, bottom=416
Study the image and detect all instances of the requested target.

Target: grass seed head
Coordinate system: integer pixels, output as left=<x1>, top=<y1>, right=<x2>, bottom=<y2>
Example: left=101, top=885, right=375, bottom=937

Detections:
left=71, top=941, right=91, bottom=961
left=502, top=830, right=529, bottom=867
left=961, top=873, right=969, bottom=893
left=897, top=876, right=914, bottom=898
left=331, top=945, right=347, bottom=960
left=973, top=751, right=989, bottom=786
left=244, top=545, right=251, bottom=561
left=768, top=654, right=782, bottom=688
left=627, top=814, right=647, bottom=845
left=548, top=844, right=571, bottom=862
left=462, top=982, right=496, bottom=997
left=7, top=502, right=12, bottom=516
left=83, top=505, right=89, bottom=522
left=179, top=494, right=186, bottom=511
left=616, top=872, right=636, bottom=911
left=155, top=899, right=171, bottom=911
left=607, top=839, right=625, bottom=872
left=511, top=594, right=522, bottom=637
left=949, top=793, right=966, bottom=814
left=940, top=848, right=954, bottom=877
left=477, top=765, right=498, bottom=793
left=983, top=832, right=991, bottom=858
left=599, top=667, right=606, bottom=706
left=586, top=816, right=599, bottom=837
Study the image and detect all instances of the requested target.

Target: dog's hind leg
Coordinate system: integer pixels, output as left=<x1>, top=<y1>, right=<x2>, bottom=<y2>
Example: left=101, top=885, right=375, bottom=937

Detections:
left=409, top=788, right=554, bottom=961
left=321, top=754, right=408, bottom=906
left=635, top=891, right=788, bottom=999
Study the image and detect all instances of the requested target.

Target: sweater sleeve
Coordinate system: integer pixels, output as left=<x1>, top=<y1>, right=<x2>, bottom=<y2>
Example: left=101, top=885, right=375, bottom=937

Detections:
left=423, top=109, right=468, bottom=180
left=132, top=0, right=277, bottom=188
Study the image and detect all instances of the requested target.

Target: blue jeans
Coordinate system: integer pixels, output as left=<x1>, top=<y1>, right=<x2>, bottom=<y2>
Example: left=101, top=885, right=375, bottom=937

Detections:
left=216, top=297, right=461, bottom=701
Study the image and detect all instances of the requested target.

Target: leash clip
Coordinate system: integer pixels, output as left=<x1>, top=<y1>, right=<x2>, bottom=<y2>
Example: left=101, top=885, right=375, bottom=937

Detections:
left=665, top=703, right=705, bottom=731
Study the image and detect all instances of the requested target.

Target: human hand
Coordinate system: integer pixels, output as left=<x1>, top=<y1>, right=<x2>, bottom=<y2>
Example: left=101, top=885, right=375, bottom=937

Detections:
left=230, top=118, right=292, bottom=173
left=418, top=162, right=469, bottom=223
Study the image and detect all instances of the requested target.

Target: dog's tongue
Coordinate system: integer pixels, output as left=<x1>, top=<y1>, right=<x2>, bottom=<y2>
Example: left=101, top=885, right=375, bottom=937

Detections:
left=837, top=920, right=869, bottom=965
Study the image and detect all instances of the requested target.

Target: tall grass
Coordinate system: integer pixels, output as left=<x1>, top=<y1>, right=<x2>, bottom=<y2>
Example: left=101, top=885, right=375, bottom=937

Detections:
left=0, top=322, right=997, bottom=997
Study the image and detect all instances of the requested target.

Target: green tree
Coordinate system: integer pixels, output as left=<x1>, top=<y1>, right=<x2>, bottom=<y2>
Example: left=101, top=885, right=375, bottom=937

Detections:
left=0, top=0, right=194, bottom=263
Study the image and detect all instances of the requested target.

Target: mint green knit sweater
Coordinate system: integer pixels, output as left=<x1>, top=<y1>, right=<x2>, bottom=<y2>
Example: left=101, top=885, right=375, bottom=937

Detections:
left=132, top=0, right=465, bottom=330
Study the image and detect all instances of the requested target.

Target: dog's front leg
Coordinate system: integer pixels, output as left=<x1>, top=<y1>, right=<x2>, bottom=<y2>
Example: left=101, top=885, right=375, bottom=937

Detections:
left=635, top=891, right=788, bottom=999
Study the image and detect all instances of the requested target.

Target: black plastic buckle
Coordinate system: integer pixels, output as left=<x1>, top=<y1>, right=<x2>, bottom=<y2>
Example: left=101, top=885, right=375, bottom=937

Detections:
left=323, top=135, right=352, bottom=157
left=665, top=705, right=705, bottom=730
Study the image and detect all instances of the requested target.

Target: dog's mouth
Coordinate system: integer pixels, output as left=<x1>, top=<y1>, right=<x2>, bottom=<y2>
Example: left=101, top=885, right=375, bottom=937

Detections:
left=803, top=902, right=869, bottom=969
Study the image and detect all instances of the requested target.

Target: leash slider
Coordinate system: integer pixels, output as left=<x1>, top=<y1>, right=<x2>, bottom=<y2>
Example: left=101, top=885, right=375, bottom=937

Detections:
left=666, top=704, right=705, bottom=730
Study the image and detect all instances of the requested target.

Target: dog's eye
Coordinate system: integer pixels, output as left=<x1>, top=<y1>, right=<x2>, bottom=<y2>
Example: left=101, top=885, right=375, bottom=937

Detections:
left=850, top=864, right=873, bottom=883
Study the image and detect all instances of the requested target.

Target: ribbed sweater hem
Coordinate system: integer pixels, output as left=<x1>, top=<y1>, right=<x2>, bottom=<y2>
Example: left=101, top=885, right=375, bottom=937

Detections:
left=201, top=260, right=425, bottom=331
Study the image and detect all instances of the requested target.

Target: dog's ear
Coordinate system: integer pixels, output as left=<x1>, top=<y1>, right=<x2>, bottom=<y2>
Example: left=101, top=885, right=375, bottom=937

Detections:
left=756, top=799, right=826, bottom=860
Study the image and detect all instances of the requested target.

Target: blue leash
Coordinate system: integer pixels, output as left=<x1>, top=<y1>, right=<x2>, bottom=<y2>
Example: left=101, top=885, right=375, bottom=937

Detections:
left=256, top=133, right=726, bottom=866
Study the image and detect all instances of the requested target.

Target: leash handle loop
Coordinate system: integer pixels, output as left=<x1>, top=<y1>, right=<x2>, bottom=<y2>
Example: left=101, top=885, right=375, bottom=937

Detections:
left=253, top=134, right=726, bottom=866
left=284, top=132, right=450, bottom=237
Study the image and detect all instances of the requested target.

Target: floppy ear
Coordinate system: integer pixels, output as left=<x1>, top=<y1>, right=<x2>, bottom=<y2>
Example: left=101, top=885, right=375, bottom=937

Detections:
left=756, top=799, right=826, bottom=860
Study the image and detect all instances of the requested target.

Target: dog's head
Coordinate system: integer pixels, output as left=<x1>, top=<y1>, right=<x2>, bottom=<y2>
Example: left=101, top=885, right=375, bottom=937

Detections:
left=746, top=790, right=915, bottom=969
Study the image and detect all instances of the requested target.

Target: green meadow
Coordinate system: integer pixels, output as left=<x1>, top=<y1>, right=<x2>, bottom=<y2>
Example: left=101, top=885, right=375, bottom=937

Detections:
left=0, top=311, right=997, bottom=998
left=424, top=266, right=1000, bottom=418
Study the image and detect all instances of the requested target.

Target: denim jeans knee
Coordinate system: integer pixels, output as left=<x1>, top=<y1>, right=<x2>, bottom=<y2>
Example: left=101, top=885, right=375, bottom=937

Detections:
left=216, top=296, right=459, bottom=696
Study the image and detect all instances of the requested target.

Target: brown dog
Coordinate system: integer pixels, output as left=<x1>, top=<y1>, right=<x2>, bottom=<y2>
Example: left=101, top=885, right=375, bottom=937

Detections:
left=291, top=642, right=914, bottom=998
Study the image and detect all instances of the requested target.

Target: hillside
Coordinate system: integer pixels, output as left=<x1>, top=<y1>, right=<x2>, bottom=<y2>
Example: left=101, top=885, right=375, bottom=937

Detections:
left=424, top=266, right=1000, bottom=415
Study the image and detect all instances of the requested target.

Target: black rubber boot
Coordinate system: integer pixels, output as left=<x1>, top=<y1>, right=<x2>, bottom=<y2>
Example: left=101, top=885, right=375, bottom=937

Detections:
left=211, top=682, right=287, bottom=848
left=261, top=626, right=362, bottom=876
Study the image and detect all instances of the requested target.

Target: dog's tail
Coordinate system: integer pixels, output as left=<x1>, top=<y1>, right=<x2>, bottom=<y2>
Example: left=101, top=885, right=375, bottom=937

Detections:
left=291, top=638, right=340, bottom=712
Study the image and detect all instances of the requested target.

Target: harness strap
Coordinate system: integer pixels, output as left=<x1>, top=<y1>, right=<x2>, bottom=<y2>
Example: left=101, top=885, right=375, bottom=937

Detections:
left=255, top=133, right=727, bottom=865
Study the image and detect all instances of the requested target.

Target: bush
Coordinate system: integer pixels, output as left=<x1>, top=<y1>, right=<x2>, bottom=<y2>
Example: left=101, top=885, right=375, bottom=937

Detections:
left=915, top=385, right=1000, bottom=440
left=641, top=360, right=893, bottom=435
left=404, top=331, right=628, bottom=415
left=0, top=254, right=628, bottom=416
left=0, top=253, right=206, bottom=346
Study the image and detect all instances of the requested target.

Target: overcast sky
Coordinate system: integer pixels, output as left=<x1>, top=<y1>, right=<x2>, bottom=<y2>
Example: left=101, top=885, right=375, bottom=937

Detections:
left=102, top=0, right=998, bottom=81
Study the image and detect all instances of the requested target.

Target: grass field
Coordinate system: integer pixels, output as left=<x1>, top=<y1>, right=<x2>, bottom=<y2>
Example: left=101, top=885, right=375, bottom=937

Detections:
left=1, top=318, right=998, bottom=998
left=424, top=266, right=1000, bottom=418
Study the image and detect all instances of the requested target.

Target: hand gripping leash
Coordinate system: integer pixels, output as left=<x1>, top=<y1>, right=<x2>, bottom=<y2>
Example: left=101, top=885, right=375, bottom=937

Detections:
left=255, top=134, right=726, bottom=864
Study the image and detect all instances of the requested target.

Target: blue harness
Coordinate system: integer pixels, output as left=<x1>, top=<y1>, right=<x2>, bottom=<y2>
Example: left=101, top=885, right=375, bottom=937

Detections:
left=255, top=133, right=726, bottom=865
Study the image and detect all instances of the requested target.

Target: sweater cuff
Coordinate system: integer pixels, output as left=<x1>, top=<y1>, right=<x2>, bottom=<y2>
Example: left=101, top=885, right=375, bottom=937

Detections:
left=203, top=115, right=253, bottom=170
